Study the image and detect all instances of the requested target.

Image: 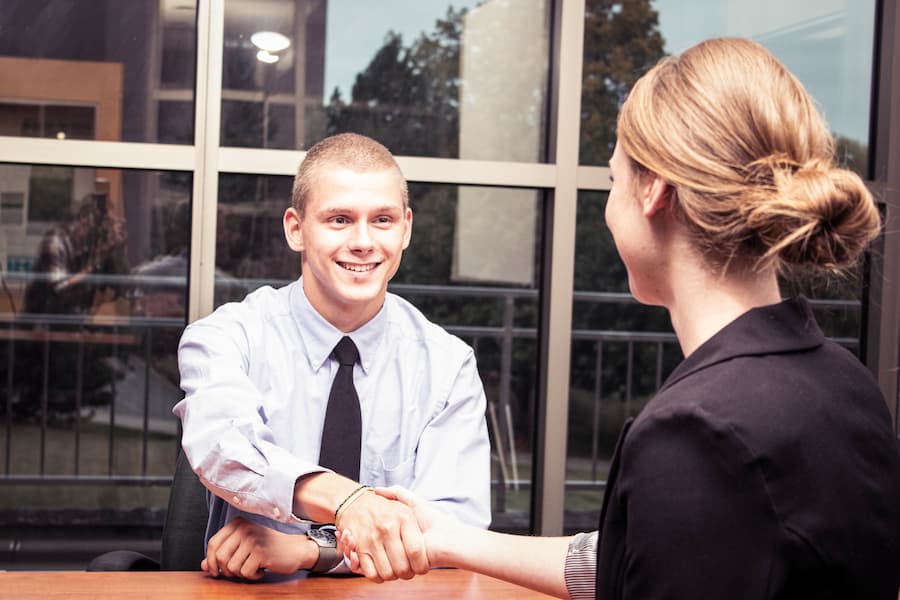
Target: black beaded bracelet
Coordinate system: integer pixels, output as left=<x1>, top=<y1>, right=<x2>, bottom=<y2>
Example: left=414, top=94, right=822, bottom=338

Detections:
left=334, top=484, right=371, bottom=522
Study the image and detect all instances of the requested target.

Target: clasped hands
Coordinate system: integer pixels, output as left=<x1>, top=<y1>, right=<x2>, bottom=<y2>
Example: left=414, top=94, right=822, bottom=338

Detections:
left=201, top=486, right=442, bottom=583
left=337, top=485, right=447, bottom=582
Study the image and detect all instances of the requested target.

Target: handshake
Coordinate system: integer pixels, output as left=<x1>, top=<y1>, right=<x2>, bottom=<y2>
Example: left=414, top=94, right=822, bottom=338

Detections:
left=200, top=485, right=454, bottom=582
left=335, top=486, right=450, bottom=582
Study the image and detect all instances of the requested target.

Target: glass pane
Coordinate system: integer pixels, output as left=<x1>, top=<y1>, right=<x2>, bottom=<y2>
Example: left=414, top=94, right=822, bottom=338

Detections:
left=214, top=174, right=544, bottom=533
left=778, top=264, right=867, bottom=354
left=0, top=0, right=197, bottom=144
left=221, top=0, right=551, bottom=161
left=580, top=0, right=877, bottom=174
left=0, top=165, right=191, bottom=516
left=564, top=190, right=680, bottom=533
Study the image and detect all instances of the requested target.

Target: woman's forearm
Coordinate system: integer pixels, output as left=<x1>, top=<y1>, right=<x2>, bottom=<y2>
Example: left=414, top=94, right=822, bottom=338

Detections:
left=431, top=526, right=573, bottom=598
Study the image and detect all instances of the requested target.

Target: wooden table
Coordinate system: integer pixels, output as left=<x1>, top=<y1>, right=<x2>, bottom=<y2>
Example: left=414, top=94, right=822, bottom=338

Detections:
left=0, top=569, right=555, bottom=599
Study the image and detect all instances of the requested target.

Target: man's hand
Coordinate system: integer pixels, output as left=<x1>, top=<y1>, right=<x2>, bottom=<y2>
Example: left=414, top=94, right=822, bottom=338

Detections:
left=202, top=516, right=315, bottom=580
left=334, top=488, right=429, bottom=582
left=338, top=486, right=457, bottom=581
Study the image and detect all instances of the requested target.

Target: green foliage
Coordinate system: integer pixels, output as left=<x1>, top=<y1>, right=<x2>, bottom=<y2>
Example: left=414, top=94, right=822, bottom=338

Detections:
left=569, top=3, right=676, bottom=410
left=326, top=8, right=466, bottom=158
left=580, top=0, right=666, bottom=164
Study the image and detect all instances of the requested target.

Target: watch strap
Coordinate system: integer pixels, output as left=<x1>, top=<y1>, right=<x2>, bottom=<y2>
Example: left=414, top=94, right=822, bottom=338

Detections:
left=311, top=544, right=342, bottom=573
left=307, top=526, right=342, bottom=574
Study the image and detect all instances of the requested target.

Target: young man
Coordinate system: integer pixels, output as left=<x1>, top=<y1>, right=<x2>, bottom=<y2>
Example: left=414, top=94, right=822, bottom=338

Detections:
left=174, top=133, right=491, bottom=581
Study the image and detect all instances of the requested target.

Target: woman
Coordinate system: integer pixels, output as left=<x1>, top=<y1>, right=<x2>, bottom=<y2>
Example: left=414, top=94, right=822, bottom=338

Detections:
left=338, top=38, right=900, bottom=598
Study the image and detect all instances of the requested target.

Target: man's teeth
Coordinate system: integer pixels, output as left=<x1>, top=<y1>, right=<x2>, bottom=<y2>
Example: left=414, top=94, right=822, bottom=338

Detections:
left=341, top=263, right=376, bottom=272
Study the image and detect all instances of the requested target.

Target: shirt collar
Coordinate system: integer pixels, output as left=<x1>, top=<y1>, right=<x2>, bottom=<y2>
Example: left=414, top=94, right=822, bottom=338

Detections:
left=659, top=296, right=824, bottom=393
left=289, top=277, right=387, bottom=374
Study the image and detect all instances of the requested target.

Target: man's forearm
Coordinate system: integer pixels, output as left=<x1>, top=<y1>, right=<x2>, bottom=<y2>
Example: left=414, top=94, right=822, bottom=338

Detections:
left=292, top=472, right=362, bottom=523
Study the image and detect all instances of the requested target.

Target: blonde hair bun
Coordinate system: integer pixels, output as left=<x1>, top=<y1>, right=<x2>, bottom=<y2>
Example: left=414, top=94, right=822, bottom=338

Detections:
left=742, top=156, right=881, bottom=271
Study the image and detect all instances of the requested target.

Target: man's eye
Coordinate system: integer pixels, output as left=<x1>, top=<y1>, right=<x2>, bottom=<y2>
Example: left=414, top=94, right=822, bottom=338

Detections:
left=331, top=216, right=349, bottom=225
left=375, top=216, right=392, bottom=224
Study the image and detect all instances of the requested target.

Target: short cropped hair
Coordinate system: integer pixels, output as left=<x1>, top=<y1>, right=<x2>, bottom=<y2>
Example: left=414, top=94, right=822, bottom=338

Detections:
left=292, top=133, right=408, bottom=217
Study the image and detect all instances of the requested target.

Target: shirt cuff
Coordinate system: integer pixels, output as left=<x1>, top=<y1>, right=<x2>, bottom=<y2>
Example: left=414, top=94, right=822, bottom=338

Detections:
left=263, top=453, right=326, bottom=524
left=564, top=531, right=598, bottom=600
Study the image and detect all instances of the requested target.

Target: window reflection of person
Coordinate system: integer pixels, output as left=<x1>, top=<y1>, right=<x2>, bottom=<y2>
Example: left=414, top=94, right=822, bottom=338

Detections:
left=23, top=192, right=128, bottom=315
left=129, top=200, right=191, bottom=386
left=14, top=192, right=129, bottom=421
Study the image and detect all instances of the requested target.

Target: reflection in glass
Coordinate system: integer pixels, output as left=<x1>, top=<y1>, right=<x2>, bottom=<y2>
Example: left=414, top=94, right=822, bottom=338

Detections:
left=580, top=0, right=665, bottom=165
left=221, top=0, right=550, bottom=161
left=579, top=0, right=878, bottom=174
left=214, top=174, right=543, bottom=532
left=564, top=191, right=679, bottom=532
left=0, top=103, right=96, bottom=140
left=0, top=0, right=197, bottom=144
left=0, top=165, right=190, bottom=512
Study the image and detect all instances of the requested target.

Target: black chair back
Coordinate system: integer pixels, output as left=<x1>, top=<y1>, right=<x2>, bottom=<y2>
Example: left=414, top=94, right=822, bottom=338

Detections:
left=87, top=449, right=209, bottom=571
left=159, top=450, right=209, bottom=570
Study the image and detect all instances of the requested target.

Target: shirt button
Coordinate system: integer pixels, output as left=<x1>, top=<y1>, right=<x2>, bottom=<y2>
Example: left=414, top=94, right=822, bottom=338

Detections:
left=272, top=507, right=281, bottom=518
left=232, top=496, right=240, bottom=505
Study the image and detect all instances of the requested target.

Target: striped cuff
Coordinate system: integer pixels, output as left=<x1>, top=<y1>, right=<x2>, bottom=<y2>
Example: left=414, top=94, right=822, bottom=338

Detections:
left=564, top=531, right=598, bottom=600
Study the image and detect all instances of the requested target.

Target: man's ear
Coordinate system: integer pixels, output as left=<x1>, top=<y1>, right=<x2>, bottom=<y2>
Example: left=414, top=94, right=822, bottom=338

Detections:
left=641, top=174, right=672, bottom=218
left=284, top=207, right=304, bottom=252
left=401, top=207, right=413, bottom=250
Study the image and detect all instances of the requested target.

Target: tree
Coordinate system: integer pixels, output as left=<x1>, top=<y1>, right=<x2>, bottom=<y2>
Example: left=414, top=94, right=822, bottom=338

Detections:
left=568, top=2, right=669, bottom=457
left=326, top=7, right=465, bottom=158
left=580, top=0, right=666, bottom=165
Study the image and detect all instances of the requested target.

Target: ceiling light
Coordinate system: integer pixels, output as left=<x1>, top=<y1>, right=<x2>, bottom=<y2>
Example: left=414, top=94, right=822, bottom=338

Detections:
left=250, top=31, right=290, bottom=53
left=256, top=49, right=279, bottom=64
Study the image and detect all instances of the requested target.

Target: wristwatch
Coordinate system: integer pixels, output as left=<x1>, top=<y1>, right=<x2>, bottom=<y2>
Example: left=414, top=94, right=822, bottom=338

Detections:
left=306, top=526, right=342, bottom=573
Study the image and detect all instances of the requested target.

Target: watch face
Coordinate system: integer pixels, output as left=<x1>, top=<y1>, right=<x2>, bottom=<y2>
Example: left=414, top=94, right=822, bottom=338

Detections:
left=308, top=527, right=337, bottom=546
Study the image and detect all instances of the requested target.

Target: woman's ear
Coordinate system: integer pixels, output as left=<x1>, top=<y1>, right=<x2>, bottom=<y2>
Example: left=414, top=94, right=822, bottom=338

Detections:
left=283, top=207, right=304, bottom=252
left=641, top=174, right=672, bottom=218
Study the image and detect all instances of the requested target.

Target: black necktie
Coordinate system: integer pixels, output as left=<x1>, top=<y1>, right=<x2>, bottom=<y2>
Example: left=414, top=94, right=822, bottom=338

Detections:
left=319, top=336, right=362, bottom=480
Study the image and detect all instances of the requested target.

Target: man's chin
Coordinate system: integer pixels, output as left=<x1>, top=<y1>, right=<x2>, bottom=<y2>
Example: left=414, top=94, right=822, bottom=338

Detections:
left=335, top=283, right=386, bottom=306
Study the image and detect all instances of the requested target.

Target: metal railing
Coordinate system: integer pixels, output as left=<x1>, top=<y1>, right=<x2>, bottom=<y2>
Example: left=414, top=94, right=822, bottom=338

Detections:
left=0, top=274, right=862, bottom=498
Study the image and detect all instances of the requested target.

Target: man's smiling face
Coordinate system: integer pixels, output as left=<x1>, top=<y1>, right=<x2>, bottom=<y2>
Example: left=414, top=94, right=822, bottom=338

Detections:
left=286, top=167, right=412, bottom=331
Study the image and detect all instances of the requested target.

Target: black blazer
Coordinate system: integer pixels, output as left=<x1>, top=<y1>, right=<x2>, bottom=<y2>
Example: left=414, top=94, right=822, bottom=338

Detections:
left=595, top=298, right=900, bottom=599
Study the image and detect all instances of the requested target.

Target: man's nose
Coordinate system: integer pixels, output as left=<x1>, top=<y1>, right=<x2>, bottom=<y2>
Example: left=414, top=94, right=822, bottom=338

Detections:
left=348, top=222, right=374, bottom=251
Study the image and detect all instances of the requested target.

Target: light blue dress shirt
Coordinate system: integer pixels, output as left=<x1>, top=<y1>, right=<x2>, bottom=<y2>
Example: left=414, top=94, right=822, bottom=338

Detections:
left=174, top=278, right=491, bottom=545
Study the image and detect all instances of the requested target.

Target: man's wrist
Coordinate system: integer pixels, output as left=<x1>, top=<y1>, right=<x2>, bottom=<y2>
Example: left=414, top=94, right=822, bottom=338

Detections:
left=334, top=485, right=372, bottom=524
left=293, top=472, right=360, bottom=523
left=306, top=526, right=342, bottom=573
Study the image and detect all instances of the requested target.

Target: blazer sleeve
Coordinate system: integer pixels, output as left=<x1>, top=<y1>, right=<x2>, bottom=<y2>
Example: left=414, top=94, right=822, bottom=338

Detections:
left=616, top=406, right=778, bottom=599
